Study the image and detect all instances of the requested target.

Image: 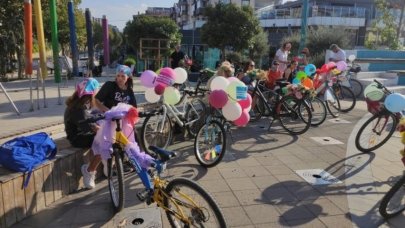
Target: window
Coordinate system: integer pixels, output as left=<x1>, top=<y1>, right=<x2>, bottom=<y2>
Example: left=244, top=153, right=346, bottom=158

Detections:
left=242, top=0, right=250, bottom=6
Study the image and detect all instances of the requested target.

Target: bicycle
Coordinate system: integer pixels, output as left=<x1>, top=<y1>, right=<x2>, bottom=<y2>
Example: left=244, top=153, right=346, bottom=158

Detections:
left=250, top=79, right=312, bottom=135
left=194, top=105, right=228, bottom=167
left=301, top=88, right=328, bottom=126
left=313, top=72, right=341, bottom=118
left=379, top=118, right=405, bottom=219
left=333, top=72, right=357, bottom=113
left=82, top=111, right=227, bottom=227
left=344, top=56, right=363, bottom=98
left=355, top=80, right=401, bottom=153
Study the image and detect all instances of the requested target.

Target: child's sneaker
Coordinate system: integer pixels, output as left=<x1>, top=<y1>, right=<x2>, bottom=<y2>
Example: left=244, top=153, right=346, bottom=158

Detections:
left=102, top=159, right=108, bottom=178
left=81, top=164, right=96, bottom=189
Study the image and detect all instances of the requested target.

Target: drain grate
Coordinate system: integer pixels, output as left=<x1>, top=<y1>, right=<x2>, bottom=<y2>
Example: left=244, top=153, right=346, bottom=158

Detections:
left=328, top=118, right=351, bottom=124
left=310, top=137, right=344, bottom=145
left=115, top=207, right=162, bottom=228
left=295, top=169, right=342, bottom=185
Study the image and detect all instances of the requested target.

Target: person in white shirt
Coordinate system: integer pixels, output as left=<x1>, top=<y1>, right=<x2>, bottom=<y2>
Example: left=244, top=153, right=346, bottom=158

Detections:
left=274, top=42, right=292, bottom=74
left=329, top=44, right=346, bottom=62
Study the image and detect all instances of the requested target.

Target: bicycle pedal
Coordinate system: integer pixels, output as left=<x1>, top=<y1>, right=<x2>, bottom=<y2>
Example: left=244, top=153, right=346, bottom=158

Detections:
left=137, top=189, right=151, bottom=202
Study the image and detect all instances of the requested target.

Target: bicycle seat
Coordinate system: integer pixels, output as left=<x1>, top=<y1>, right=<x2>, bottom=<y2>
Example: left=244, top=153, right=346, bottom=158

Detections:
left=148, top=146, right=177, bottom=162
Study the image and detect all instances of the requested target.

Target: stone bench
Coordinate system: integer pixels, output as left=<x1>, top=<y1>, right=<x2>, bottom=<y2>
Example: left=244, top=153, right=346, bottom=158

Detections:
left=387, top=70, right=405, bottom=85
left=0, top=136, right=103, bottom=228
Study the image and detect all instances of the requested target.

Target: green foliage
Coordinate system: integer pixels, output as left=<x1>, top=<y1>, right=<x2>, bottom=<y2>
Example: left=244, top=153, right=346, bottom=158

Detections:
left=366, top=0, right=400, bottom=50
left=249, top=28, right=269, bottom=63
left=93, top=23, right=124, bottom=62
left=124, top=15, right=181, bottom=54
left=201, top=3, right=260, bottom=59
left=124, top=57, right=136, bottom=67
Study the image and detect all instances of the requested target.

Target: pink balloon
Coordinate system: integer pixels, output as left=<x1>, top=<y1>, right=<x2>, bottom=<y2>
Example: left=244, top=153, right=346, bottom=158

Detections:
left=238, top=93, right=252, bottom=110
left=336, top=61, right=347, bottom=71
left=156, top=67, right=176, bottom=87
left=327, top=61, right=336, bottom=69
left=140, top=70, right=157, bottom=88
left=233, top=110, right=250, bottom=127
left=154, top=84, right=165, bottom=95
left=209, top=90, right=228, bottom=109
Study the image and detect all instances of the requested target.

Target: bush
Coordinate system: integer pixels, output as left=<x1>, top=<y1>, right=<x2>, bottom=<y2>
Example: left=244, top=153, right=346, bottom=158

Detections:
left=124, top=57, right=136, bottom=67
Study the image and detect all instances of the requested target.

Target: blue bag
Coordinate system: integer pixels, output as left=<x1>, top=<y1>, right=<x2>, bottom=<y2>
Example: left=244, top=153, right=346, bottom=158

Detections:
left=0, top=132, right=57, bottom=188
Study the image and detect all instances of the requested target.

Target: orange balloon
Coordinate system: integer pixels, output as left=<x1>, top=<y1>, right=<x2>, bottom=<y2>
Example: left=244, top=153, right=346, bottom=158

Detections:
left=302, top=78, right=313, bottom=89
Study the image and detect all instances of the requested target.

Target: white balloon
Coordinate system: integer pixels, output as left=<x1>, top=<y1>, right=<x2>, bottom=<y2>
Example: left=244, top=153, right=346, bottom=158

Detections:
left=210, top=76, right=230, bottom=91
left=222, top=101, right=242, bottom=121
left=348, top=54, right=356, bottom=62
left=174, top=67, right=188, bottom=84
left=145, top=88, right=161, bottom=103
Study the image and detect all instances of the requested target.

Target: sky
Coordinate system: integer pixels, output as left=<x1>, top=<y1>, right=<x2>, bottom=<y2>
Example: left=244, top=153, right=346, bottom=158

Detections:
left=79, top=0, right=177, bottom=31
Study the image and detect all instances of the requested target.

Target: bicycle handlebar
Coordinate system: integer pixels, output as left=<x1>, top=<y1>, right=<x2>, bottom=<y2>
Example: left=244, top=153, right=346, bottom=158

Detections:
left=78, top=110, right=161, bottom=125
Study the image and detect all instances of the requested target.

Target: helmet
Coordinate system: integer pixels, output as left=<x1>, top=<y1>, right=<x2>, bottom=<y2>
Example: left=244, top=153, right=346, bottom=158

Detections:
left=116, top=64, right=132, bottom=77
left=76, top=78, right=100, bottom=98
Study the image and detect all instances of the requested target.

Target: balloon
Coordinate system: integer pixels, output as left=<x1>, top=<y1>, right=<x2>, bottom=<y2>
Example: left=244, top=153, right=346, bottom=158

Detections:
left=281, top=86, right=289, bottom=95
left=238, top=93, right=252, bottom=110
left=140, top=70, right=157, bottom=88
left=154, top=84, right=166, bottom=95
left=156, top=68, right=162, bottom=75
left=222, top=101, right=242, bottom=121
left=209, top=90, right=228, bottom=109
left=226, top=81, right=247, bottom=101
left=348, top=54, right=356, bottom=62
left=364, top=82, right=384, bottom=101
left=304, top=64, right=316, bottom=76
left=210, top=76, right=230, bottom=91
left=145, top=88, right=161, bottom=103
left=292, top=77, right=301, bottom=85
left=302, top=78, right=313, bottom=89
left=228, top=77, right=239, bottom=83
left=296, top=71, right=307, bottom=80
left=320, top=64, right=329, bottom=73
left=233, top=110, right=250, bottom=127
left=174, top=67, right=188, bottom=84
left=156, top=67, right=176, bottom=87
left=384, top=93, right=405, bottom=113
left=336, top=61, right=348, bottom=71
left=327, top=61, right=336, bottom=69
left=163, top=86, right=181, bottom=105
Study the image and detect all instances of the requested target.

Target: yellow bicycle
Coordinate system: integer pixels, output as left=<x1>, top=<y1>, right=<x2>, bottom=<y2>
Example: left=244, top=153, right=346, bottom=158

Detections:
left=85, top=111, right=227, bottom=227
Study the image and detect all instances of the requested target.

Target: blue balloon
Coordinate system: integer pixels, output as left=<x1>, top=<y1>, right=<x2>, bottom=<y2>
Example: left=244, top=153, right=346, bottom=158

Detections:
left=384, top=93, right=405, bottom=113
left=304, top=64, right=316, bottom=77
left=292, top=77, right=301, bottom=85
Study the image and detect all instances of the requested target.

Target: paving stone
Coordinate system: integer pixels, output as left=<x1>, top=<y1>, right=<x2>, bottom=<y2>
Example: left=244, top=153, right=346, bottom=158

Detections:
left=251, top=175, right=280, bottom=189
left=198, top=179, right=231, bottom=193
left=255, top=222, right=289, bottom=228
left=276, top=204, right=317, bottom=221
left=318, top=215, right=353, bottom=228
left=285, top=217, right=327, bottom=228
left=226, top=177, right=258, bottom=191
left=219, top=167, right=248, bottom=179
left=286, top=185, right=322, bottom=201
left=221, top=207, right=253, bottom=227
left=262, top=186, right=299, bottom=205
left=303, top=198, right=345, bottom=217
left=236, top=157, right=261, bottom=167
left=264, top=165, right=294, bottom=175
left=233, top=189, right=268, bottom=206
left=242, top=166, right=271, bottom=177
left=211, top=191, right=241, bottom=208
left=243, top=204, right=280, bottom=224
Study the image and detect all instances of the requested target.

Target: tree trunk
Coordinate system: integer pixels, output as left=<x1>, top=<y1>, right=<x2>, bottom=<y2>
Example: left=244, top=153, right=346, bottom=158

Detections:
left=17, top=48, right=23, bottom=79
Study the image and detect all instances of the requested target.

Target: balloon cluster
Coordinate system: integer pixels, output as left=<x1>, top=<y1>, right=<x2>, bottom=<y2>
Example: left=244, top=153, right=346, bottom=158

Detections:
left=140, top=67, right=188, bottom=105
left=384, top=93, right=405, bottom=113
left=209, top=77, right=251, bottom=127
left=291, top=64, right=316, bottom=89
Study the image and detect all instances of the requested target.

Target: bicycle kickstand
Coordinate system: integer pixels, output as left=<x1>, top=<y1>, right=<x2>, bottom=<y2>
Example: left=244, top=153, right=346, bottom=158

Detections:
left=267, top=119, right=275, bottom=132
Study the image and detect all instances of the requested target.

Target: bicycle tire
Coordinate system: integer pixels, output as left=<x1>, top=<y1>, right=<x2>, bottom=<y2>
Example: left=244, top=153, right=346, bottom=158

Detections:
left=379, top=174, right=405, bottom=219
left=108, top=146, right=125, bottom=213
left=349, top=78, right=363, bottom=98
left=305, top=96, right=327, bottom=126
left=164, top=177, right=227, bottom=227
left=335, top=85, right=356, bottom=112
left=194, top=120, right=226, bottom=167
left=141, top=113, right=173, bottom=155
left=324, top=88, right=341, bottom=118
left=185, top=98, right=206, bottom=138
left=355, top=112, right=398, bottom=153
left=278, top=96, right=312, bottom=135
left=249, top=94, right=264, bottom=122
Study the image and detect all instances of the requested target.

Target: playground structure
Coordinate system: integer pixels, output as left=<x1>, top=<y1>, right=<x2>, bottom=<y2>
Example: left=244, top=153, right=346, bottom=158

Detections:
left=1, top=0, right=110, bottom=115
left=139, top=38, right=170, bottom=72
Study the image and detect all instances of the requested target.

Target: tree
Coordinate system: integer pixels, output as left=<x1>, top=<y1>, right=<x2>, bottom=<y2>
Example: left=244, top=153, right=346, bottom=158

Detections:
left=200, top=3, right=260, bottom=60
left=123, top=15, right=181, bottom=56
left=248, top=28, right=269, bottom=66
left=365, top=0, right=400, bottom=50
left=93, top=23, right=123, bottom=61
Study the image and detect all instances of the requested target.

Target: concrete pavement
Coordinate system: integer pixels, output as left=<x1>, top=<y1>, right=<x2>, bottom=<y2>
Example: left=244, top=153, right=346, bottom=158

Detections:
left=2, top=71, right=405, bottom=227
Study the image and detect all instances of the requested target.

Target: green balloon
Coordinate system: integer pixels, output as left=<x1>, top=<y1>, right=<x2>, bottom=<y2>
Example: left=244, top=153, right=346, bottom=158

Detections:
left=296, top=71, right=307, bottom=80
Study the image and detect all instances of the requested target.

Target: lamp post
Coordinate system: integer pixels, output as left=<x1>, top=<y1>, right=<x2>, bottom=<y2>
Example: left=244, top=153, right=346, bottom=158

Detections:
left=299, top=0, right=309, bottom=52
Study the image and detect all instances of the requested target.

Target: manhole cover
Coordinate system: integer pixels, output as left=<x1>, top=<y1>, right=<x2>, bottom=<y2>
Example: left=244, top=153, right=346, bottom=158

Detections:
left=115, top=207, right=162, bottom=228
left=310, top=137, right=344, bottom=145
left=328, top=118, right=351, bottom=124
left=295, top=169, right=342, bottom=185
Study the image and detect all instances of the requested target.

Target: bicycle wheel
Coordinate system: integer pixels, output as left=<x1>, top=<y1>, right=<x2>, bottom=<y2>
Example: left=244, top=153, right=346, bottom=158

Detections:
left=278, top=96, right=312, bottom=135
left=194, top=120, right=226, bottom=167
left=355, top=112, right=398, bottom=153
left=305, top=96, right=327, bottom=126
left=108, top=146, right=125, bottom=212
left=335, top=85, right=356, bottom=112
left=249, top=94, right=265, bottom=122
left=141, top=113, right=173, bottom=154
left=185, top=98, right=206, bottom=137
left=379, top=175, right=405, bottom=219
left=164, top=177, right=227, bottom=227
left=349, top=78, right=363, bottom=98
left=324, top=88, right=341, bottom=118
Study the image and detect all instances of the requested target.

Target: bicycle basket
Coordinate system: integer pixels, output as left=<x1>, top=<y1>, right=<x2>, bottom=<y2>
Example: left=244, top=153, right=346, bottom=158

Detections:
left=364, top=83, right=385, bottom=101
left=365, top=98, right=383, bottom=115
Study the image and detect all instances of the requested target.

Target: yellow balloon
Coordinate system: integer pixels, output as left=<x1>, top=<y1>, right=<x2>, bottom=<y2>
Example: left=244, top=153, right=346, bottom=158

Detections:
left=163, top=86, right=181, bottom=105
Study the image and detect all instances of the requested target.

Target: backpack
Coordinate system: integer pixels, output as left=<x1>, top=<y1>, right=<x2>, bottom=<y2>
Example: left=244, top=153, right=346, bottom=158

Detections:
left=0, top=132, right=57, bottom=188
